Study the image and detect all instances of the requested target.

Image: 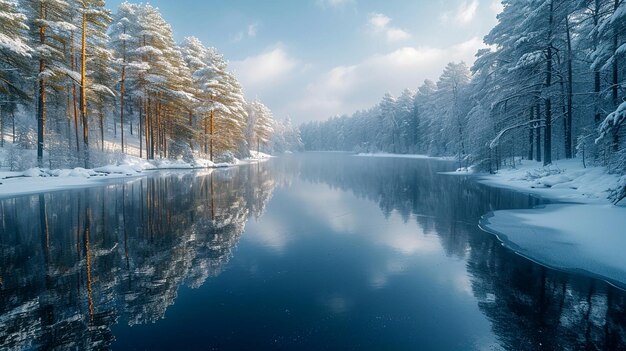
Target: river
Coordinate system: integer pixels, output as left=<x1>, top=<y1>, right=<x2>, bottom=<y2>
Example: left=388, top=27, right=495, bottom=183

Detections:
left=0, top=153, right=624, bottom=350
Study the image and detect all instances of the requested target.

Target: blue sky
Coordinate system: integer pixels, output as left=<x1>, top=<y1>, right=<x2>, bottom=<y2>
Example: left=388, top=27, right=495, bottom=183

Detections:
left=106, top=0, right=503, bottom=124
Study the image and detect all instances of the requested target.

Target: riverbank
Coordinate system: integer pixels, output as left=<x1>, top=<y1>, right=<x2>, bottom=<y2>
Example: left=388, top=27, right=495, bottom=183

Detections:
left=474, top=158, right=626, bottom=290
left=355, top=152, right=455, bottom=161
left=0, top=149, right=273, bottom=198
left=364, top=153, right=626, bottom=289
left=476, top=158, right=624, bottom=204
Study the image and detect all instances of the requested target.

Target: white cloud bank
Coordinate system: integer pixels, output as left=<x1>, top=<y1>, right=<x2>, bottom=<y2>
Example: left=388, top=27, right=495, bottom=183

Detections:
left=231, top=45, right=299, bottom=93
left=286, top=37, right=486, bottom=122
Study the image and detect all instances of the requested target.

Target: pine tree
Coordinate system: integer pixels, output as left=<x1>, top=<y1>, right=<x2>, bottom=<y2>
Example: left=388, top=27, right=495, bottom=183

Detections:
left=0, top=0, right=32, bottom=145
left=109, top=1, right=139, bottom=153
left=246, top=99, right=274, bottom=154
left=22, top=0, right=75, bottom=166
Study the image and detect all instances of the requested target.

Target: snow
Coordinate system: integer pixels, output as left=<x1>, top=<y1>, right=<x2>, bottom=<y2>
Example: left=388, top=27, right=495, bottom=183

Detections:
left=477, top=158, right=622, bottom=204
left=0, top=144, right=276, bottom=198
left=473, top=158, right=626, bottom=289
left=597, top=101, right=626, bottom=143
left=355, top=153, right=454, bottom=161
left=0, top=32, right=32, bottom=58
left=248, top=150, right=273, bottom=160
left=2, top=156, right=227, bottom=198
left=481, top=204, right=626, bottom=289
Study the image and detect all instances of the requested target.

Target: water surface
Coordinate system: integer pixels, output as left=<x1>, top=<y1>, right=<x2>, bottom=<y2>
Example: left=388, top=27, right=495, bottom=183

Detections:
left=1, top=153, right=625, bottom=350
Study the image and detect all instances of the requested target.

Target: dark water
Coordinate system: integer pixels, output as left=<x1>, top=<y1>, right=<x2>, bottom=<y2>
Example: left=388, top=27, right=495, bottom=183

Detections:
left=1, top=153, right=625, bottom=350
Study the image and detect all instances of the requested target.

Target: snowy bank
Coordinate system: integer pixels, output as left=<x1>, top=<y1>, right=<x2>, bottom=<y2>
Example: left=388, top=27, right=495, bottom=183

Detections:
left=477, top=158, right=622, bottom=204
left=0, top=150, right=273, bottom=198
left=0, top=162, right=209, bottom=198
left=247, top=150, right=273, bottom=160
left=480, top=204, right=626, bottom=289
left=355, top=153, right=454, bottom=161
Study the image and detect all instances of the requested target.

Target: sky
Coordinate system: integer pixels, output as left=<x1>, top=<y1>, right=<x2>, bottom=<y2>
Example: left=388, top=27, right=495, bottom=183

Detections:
left=106, top=0, right=503, bottom=124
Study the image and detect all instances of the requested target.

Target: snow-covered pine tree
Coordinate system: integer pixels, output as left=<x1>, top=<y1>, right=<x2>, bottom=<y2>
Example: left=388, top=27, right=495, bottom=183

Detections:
left=246, top=99, right=274, bottom=154
left=0, top=0, right=32, bottom=146
left=132, top=4, right=195, bottom=160
left=22, top=0, right=74, bottom=166
left=109, top=1, right=139, bottom=153
left=435, top=62, right=471, bottom=161
left=379, top=93, right=398, bottom=153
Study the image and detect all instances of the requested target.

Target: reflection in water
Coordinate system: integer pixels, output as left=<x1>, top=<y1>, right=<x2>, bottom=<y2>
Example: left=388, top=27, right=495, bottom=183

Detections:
left=276, top=154, right=626, bottom=350
left=0, top=165, right=276, bottom=350
left=1, top=153, right=626, bottom=350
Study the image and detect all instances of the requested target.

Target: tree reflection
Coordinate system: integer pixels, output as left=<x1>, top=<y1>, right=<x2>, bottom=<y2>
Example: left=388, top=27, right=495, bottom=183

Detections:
left=285, top=153, right=626, bottom=350
left=0, top=164, right=276, bottom=350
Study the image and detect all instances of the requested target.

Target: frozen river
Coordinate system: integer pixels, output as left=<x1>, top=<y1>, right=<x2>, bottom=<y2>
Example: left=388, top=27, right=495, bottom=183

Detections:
left=0, top=153, right=624, bottom=350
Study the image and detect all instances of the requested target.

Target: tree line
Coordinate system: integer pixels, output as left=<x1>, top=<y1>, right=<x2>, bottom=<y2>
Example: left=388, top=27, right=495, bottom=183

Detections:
left=301, top=0, right=625, bottom=200
left=0, top=0, right=299, bottom=169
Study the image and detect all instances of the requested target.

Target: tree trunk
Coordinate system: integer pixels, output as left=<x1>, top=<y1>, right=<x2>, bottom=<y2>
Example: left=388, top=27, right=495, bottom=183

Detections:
left=210, top=110, right=214, bottom=162
left=528, top=106, right=535, bottom=160
left=70, top=32, right=80, bottom=153
left=12, top=111, right=15, bottom=144
left=612, top=0, right=620, bottom=150
left=544, top=0, right=554, bottom=166
left=37, top=5, right=47, bottom=168
left=613, top=0, right=620, bottom=107
left=153, top=100, right=158, bottom=158
left=203, top=115, right=208, bottom=154
left=100, top=113, right=104, bottom=151
left=594, top=0, right=602, bottom=124
left=565, top=15, right=573, bottom=158
left=1, top=109, right=4, bottom=148
left=80, top=12, right=89, bottom=167
left=146, top=96, right=151, bottom=159
left=139, top=100, right=143, bottom=158
left=536, top=104, right=542, bottom=163
left=120, top=27, right=126, bottom=153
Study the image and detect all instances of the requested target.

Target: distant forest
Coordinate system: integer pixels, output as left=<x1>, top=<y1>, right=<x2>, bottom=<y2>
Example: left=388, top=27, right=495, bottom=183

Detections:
left=301, top=0, right=626, bottom=177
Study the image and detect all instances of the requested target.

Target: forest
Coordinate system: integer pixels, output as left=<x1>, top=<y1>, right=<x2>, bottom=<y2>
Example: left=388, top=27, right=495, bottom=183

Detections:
left=0, top=0, right=302, bottom=170
left=300, top=0, right=626, bottom=201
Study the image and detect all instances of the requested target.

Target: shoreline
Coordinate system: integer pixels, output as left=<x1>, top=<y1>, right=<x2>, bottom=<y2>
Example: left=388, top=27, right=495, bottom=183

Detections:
left=465, top=159, right=626, bottom=291
left=0, top=155, right=272, bottom=199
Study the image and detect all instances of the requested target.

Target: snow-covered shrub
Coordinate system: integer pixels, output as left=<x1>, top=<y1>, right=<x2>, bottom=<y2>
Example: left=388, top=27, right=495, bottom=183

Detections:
left=577, top=131, right=601, bottom=168
left=215, top=151, right=236, bottom=164
left=15, top=128, right=36, bottom=150
left=6, top=144, right=20, bottom=171
left=610, top=176, right=626, bottom=205
left=168, top=139, right=194, bottom=163
left=523, top=166, right=564, bottom=181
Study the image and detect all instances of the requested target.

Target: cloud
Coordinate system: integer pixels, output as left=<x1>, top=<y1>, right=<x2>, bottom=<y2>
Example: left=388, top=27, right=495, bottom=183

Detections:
left=457, top=0, right=479, bottom=23
left=368, top=12, right=411, bottom=43
left=441, top=0, right=480, bottom=26
left=232, top=22, right=259, bottom=42
left=231, top=45, right=298, bottom=92
left=247, top=23, right=258, bottom=37
left=490, top=0, right=504, bottom=15
left=369, top=12, right=391, bottom=29
left=286, top=37, right=486, bottom=122
left=316, top=0, right=355, bottom=10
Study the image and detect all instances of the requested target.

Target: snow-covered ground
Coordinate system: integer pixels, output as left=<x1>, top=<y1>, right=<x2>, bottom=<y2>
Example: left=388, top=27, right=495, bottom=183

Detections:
left=0, top=147, right=273, bottom=198
left=355, top=153, right=454, bottom=161
left=475, top=158, right=626, bottom=289
left=477, top=158, right=623, bottom=204
left=481, top=204, right=626, bottom=289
